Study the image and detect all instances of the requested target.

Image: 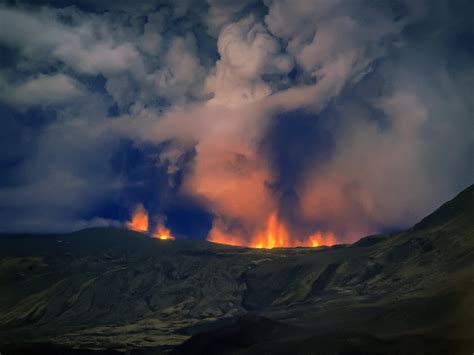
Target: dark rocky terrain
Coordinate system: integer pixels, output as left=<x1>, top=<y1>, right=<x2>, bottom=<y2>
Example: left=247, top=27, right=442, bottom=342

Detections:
left=0, top=185, right=473, bottom=354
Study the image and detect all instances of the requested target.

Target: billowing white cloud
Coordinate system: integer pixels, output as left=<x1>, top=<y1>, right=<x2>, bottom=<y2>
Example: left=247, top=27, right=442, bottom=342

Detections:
left=0, top=7, right=143, bottom=75
left=262, top=0, right=402, bottom=112
left=0, top=73, right=85, bottom=107
left=206, top=15, right=293, bottom=106
left=206, top=0, right=261, bottom=36
left=0, top=0, right=472, bottom=244
left=153, top=33, right=206, bottom=102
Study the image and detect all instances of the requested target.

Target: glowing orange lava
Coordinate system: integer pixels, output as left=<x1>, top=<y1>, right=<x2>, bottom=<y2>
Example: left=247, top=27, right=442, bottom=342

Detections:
left=308, top=231, right=336, bottom=247
left=208, top=212, right=336, bottom=249
left=127, top=204, right=149, bottom=233
left=152, top=224, right=175, bottom=240
left=127, top=205, right=175, bottom=241
left=250, top=212, right=289, bottom=248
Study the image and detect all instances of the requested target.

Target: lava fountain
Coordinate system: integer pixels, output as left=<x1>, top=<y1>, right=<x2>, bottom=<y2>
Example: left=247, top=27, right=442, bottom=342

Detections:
left=152, top=224, right=175, bottom=240
left=127, top=204, right=149, bottom=233
left=127, top=205, right=334, bottom=248
left=208, top=211, right=336, bottom=249
left=127, top=204, right=175, bottom=240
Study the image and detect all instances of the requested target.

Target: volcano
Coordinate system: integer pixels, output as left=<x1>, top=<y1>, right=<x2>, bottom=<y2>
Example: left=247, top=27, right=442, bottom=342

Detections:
left=0, top=185, right=473, bottom=354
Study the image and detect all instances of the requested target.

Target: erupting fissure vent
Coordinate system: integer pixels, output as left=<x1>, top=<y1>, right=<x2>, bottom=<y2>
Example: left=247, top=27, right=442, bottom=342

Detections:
left=127, top=204, right=175, bottom=240
left=208, top=212, right=336, bottom=249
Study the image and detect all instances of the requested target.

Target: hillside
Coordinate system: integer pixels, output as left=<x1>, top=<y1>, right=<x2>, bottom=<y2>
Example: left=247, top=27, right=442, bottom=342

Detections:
left=0, top=185, right=473, bottom=354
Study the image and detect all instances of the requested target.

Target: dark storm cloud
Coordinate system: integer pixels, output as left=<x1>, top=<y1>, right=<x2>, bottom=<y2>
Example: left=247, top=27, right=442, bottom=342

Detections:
left=262, top=109, right=334, bottom=192
left=0, top=0, right=472, bottom=244
left=0, top=0, right=214, bottom=232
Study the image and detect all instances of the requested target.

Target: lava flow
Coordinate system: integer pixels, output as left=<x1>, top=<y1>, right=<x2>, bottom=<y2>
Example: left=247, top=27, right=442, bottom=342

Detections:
left=127, top=204, right=174, bottom=240
left=208, top=212, right=336, bottom=249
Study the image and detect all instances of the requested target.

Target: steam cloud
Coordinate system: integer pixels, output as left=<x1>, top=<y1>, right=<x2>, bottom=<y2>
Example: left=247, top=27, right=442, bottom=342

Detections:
left=0, top=0, right=472, bottom=243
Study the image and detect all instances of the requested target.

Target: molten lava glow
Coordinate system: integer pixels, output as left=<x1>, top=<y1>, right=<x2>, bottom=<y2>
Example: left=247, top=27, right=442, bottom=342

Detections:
left=127, top=204, right=149, bottom=233
left=152, top=224, right=175, bottom=240
left=207, top=227, right=248, bottom=247
left=127, top=205, right=175, bottom=241
left=308, top=231, right=336, bottom=247
left=208, top=212, right=336, bottom=249
left=250, top=212, right=289, bottom=249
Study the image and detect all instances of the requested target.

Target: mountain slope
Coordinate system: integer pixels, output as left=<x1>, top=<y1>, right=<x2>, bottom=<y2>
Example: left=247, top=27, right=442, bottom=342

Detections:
left=0, top=184, right=473, bottom=354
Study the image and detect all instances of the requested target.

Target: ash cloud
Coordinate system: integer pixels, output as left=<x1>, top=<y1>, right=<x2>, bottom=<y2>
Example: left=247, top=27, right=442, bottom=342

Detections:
left=0, top=0, right=472, bottom=243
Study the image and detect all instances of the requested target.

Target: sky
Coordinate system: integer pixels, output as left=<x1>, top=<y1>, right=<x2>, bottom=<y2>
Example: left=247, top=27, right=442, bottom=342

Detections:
left=0, top=0, right=473, bottom=245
